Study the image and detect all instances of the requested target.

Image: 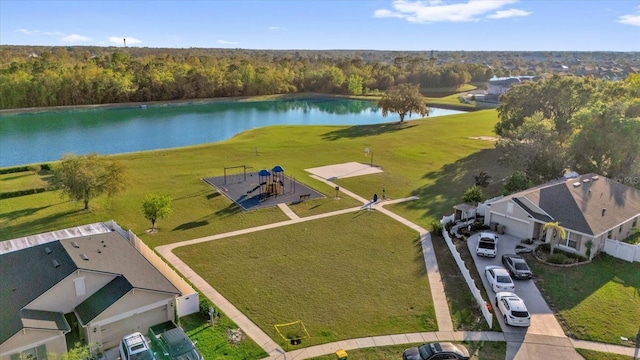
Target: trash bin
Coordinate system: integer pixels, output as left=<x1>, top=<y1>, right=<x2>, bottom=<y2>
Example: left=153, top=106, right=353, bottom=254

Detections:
left=490, top=222, right=498, bottom=232
left=335, top=349, right=348, bottom=360
left=497, top=224, right=506, bottom=235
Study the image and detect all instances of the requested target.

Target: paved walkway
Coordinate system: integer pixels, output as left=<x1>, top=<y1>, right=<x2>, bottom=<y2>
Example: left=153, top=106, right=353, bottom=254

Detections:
left=156, top=176, right=639, bottom=360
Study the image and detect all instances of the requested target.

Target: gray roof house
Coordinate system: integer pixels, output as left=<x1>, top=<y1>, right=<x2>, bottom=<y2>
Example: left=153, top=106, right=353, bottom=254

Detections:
left=483, top=173, right=640, bottom=258
left=0, top=224, right=194, bottom=360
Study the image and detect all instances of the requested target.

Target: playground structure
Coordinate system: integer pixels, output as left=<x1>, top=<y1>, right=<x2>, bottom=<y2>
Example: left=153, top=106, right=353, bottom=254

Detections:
left=252, top=165, right=288, bottom=200
left=204, top=164, right=323, bottom=211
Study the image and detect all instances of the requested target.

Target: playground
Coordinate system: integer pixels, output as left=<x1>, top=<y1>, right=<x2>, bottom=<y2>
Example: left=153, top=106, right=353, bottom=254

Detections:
left=203, top=165, right=325, bottom=211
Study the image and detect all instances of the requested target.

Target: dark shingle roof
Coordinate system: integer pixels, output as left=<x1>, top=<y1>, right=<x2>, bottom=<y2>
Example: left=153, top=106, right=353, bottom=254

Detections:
left=0, top=242, right=76, bottom=343
left=518, top=174, right=640, bottom=235
left=75, top=276, right=132, bottom=325
left=512, top=198, right=553, bottom=223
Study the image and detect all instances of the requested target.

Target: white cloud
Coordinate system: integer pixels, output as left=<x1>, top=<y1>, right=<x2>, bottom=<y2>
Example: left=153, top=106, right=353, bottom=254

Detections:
left=487, top=8, right=531, bottom=19
left=16, top=28, right=35, bottom=34
left=619, top=7, right=640, bottom=26
left=268, top=26, right=288, bottom=31
left=43, top=31, right=63, bottom=36
left=619, top=14, right=640, bottom=26
left=108, top=36, right=142, bottom=45
left=62, top=34, right=92, bottom=42
left=217, top=39, right=238, bottom=45
left=374, top=0, right=529, bottom=23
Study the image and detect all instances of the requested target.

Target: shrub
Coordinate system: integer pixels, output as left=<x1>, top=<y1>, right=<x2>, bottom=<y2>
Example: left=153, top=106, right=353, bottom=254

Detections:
left=548, top=253, right=571, bottom=264
left=0, top=188, right=48, bottom=199
left=431, top=220, right=443, bottom=234
left=28, top=164, right=41, bottom=174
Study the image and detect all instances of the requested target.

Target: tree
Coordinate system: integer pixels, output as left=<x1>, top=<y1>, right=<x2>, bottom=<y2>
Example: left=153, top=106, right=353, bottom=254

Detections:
left=52, top=153, right=128, bottom=210
left=496, top=113, right=566, bottom=184
left=142, top=194, right=173, bottom=231
left=474, top=171, right=491, bottom=187
left=504, top=170, right=532, bottom=194
left=462, top=185, right=484, bottom=204
left=542, top=221, right=566, bottom=254
left=378, top=83, right=430, bottom=122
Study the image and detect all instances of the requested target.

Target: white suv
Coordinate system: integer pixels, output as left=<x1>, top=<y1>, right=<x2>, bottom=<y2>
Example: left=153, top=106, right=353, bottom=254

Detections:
left=495, top=292, right=531, bottom=327
left=120, top=332, right=156, bottom=360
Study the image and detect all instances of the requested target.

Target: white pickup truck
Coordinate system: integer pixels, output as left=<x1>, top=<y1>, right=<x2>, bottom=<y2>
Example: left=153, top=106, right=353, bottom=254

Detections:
left=476, top=232, right=498, bottom=258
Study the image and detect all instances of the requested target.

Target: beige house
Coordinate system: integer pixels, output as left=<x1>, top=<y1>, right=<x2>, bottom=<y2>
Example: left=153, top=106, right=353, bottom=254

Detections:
left=0, top=228, right=183, bottom=360
left=483, top=173, right=640, bottom=258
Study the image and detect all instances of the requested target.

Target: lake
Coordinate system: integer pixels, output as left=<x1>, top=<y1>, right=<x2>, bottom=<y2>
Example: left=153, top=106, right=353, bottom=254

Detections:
left=0, top=98, right=464, bottom=167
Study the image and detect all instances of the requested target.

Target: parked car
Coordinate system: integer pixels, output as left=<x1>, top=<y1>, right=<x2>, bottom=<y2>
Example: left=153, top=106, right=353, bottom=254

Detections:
left=495, top=292, right=531, bottom=327
left=485, top=265, right=515, bottom=292
left=475, top=232, right=498, bottom=257
left=502, top=254, right=533, bottom=279
left=120, top=332, right=156, bottom=360
left=402, top=342, right=470, bottom=360
left=149, top=321, right=203, bottom=360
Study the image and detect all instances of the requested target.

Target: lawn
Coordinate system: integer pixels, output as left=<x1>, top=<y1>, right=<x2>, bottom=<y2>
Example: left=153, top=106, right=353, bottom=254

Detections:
left=576, top=348, right=635, bottom=360
left=179, top=313, right=268, bottom=360
left=0, top=170, right=51, bottom=193
left=173, top=211, right=436, bottom=350
left=527, top=253, right=640, bottom=345
left=309, top=341, right=506, bottom=360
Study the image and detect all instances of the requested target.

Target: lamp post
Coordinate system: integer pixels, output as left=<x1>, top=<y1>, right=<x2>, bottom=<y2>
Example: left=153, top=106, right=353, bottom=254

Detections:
left=364, top=147, right=373, bottom=167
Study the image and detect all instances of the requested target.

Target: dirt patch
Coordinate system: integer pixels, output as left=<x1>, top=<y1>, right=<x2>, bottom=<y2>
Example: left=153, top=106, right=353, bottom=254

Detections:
left=468, top=136, right=500, bottom=142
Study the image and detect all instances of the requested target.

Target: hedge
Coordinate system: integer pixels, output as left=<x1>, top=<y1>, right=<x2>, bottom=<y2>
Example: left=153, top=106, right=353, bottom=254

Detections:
left=0, top=187, right=48, bottom=199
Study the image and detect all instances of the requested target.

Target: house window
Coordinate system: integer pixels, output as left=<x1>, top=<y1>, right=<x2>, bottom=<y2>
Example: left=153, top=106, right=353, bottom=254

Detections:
left=10, top=345, right=47, bottom=360
left=619, top=225, right=623, bottom=233
left=74, top=277, right=86, bottom=297
left=607, top=230, right=613, bottom=238
left=507, top=202, right=514, bottom=214
left=565, top=232, right=580, bottom=249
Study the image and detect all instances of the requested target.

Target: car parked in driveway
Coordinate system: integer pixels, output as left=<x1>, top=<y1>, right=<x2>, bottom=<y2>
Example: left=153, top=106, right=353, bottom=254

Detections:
left=475, top=232, right=498, bottom=258
left=502, top=254, right=533, bottom=280
left=120, top=332, right=156, bottom=360
left=495, top=292, right=531, bottom=327
left=402, top=342, right=470, bottom=360
left=485, top=265, right=515, bottom=292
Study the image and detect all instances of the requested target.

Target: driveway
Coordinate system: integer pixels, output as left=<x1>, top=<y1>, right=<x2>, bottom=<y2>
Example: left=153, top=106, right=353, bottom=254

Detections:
left=466, top=232, right=566, bottom=337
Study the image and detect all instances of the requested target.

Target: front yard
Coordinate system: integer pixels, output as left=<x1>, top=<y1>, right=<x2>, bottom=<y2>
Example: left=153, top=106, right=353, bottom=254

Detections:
left=528, top=253, right=640, bottom=346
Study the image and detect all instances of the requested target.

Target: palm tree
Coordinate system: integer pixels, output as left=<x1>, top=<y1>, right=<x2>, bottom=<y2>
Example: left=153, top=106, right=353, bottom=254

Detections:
left=543, top=221, right=566, bottom=254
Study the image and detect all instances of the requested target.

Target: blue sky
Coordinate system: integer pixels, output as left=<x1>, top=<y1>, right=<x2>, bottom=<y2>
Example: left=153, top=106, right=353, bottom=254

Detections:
left=1, top=0, right=639, bottom=51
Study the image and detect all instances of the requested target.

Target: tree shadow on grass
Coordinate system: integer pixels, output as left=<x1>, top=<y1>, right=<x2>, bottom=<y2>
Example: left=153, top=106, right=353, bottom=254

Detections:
left=214, top=203, right=243, bottom=218
left=1, top=173, right=31, bottom=181
left=0, top=208, right=85, bottom=240
left=399, top=148, right=511, bottom=221
left=322, top=122, right=416, bottom=141
left=173, top=220, right=210, bottom=231
left=0, top=205, right=53, bottom=222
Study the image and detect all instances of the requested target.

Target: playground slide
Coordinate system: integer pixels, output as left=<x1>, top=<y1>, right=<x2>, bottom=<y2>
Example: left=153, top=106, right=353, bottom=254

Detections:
left=247, top=185, right=261, bottom=194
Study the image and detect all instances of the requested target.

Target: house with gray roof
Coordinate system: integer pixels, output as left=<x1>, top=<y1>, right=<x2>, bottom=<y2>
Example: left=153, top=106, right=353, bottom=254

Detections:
left=0, top=225, right=194, bottom=359
left=483, top=173, right=640, bottom=258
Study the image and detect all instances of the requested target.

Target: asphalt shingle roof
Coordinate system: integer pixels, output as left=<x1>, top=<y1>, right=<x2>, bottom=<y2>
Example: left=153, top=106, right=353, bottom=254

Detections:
left=74, top=276, right=132, bottom=325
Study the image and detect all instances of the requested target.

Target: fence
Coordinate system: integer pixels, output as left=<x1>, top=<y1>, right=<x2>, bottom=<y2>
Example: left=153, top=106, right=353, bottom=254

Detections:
left=102, top=220, right=199, bottom=317
left=604, top=239, right=640, bottom=262
left=440, top=216, right=493, bottom=328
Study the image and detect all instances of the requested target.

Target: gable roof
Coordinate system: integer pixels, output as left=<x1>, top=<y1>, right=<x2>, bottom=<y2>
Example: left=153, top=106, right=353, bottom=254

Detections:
left=0, top=241, right=76, bottom=344
left=75, top=276, right=132, bottom=325
left=503, top=174, right=640, bottom=235
left=20, top=309, right=71, bottom=333
left=0, top=227, right=180, bottom=345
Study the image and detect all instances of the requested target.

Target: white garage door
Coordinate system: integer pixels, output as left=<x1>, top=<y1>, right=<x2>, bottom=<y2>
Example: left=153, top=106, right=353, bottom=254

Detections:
left=100, top=305, right=169, bottom=349
left=490, top=213, right=530, bottom=240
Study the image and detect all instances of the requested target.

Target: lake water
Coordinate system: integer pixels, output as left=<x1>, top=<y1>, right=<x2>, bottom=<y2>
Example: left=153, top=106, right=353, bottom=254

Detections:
left=0, top=98, right=464, bottom=167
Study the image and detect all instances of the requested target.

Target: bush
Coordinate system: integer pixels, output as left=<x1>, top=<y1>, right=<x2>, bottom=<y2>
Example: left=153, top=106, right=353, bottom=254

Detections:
left=0, top=187, right=48, bottom=199
left=199, top=297, right=217, bottom=319
left=0, top=163, right=51, bottom=174
left=28, top=164, right=42, bottom=174
left=431, top=220, right=443, bottom=234
left=548, top=253, right=571, bottom=264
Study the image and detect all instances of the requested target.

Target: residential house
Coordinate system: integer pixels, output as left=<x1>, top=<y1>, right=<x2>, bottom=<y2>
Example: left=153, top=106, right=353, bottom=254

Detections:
left=483, top=174, right=640, bottom=258
left=0, top=223, right=196, bottom=360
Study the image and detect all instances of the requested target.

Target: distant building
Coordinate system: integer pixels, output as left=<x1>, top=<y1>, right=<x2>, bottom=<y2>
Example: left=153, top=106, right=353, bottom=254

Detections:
left=487, top=76, right=537, bottom=96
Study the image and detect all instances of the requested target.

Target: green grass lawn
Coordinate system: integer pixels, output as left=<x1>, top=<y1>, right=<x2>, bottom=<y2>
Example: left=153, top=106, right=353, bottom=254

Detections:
left=0, top=170, right=51, bottom=192
left=309, top=341, right=506, bottom=360
left=527, top=253, right=640, bottom=345
left=174, top=211, right=435, bottom=350
left=180, top=313, right=268, bottom=360
left=576, top=348, right=635, bottom=360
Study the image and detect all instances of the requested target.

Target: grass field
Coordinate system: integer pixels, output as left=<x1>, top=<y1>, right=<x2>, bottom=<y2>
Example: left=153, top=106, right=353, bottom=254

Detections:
left=0, top=170, right=51, bottom=192
left=309, top=341, right=506, bottom=360
left=527, top=253, right=640, bottom=346
left=173, top=211, right=436, bottom=349
left=576, top=348, right=635, bottom=360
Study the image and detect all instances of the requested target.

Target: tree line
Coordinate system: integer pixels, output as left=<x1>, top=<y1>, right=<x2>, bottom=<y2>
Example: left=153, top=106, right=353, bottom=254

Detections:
left=495, top=73, right=640, bottom=185
left=0, top=47, right=492, bottom=109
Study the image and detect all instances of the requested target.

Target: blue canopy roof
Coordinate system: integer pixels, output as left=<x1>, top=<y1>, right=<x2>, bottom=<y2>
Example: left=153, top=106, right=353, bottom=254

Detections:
left=272, top=165, right=284, bottom=173
left=258, top=169, right=271, bottom=176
